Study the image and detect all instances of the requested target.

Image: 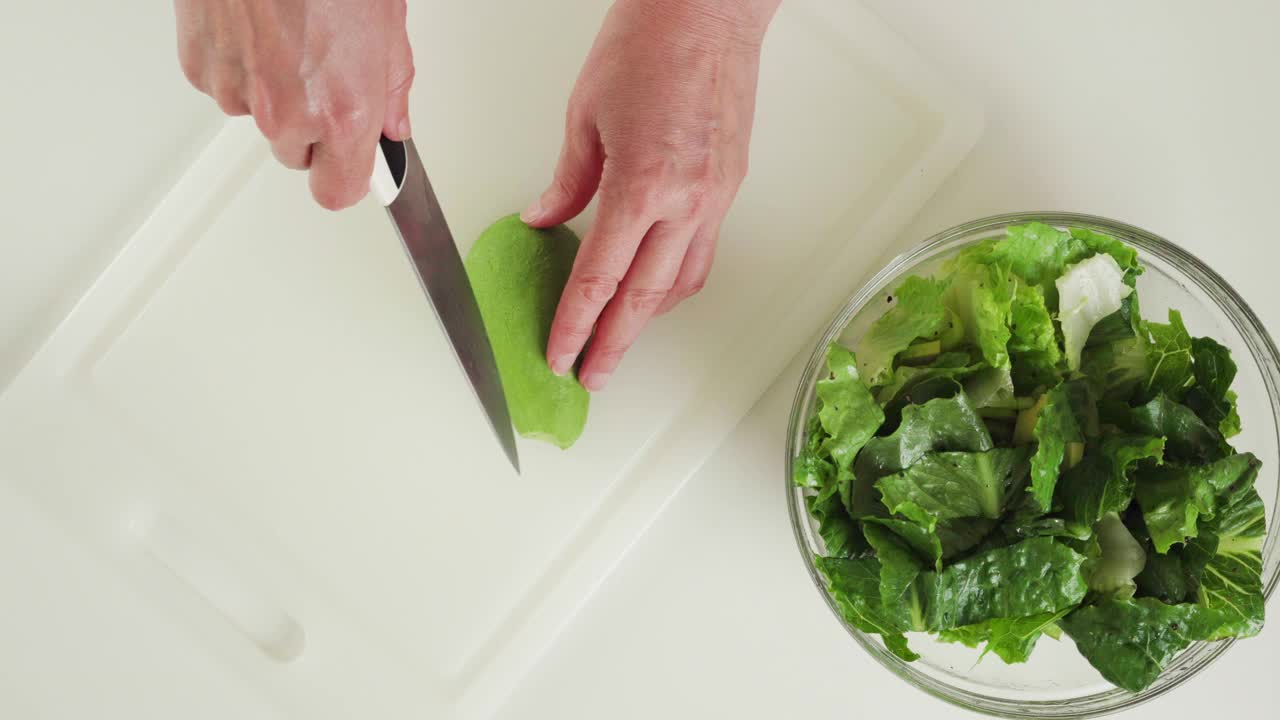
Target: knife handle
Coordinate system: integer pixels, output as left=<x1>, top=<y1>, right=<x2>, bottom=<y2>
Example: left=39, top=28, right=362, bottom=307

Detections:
left=371, top=135, right=408, bottom=207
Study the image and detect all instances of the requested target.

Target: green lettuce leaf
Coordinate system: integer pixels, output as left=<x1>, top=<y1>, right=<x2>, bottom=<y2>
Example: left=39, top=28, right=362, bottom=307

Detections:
left=1057, top=254, right=1134, bottom=371
left=877, top=448, right=1031, bottom=522
left=807, top=482, right=867, bottom=559
left=792, top=415, right=833, bottom=489
left=848, top=393, right=993, bottom=517
left=1184, top=336, right=1242, bottom=438
left=857, top=276, right=948, bottom=387
left=817, top=344, right=885, bottom=468
left=1194, top=481, right=1266, bottom=638
left=816, top=556, right=919, bottom=661
left=926, top=537, right=1088, bottom=631
left=864, top=523, right=930, bottom=631
left=1124, top=394, right=1228, bottom=463
left=963, top=366, right=1018, bottom=410
left=945, top=257, right=1015, bottom=368
left=1008, top=281, right=1061, bottom=392
left=1138, top=310, right=1195, bottom=401
left=1087, top=512, right=1147, bottom=600
left=1028, top=383, right=1085, bottom=512
left=938, top=608, right=1073, bottom=664
left=864, top=516, right=944, bottom=570
left=874, top=352, right=977, bottom=406
left=1069, top=227, right=1141, bottom=278
left=1062, top=598, right=1229, bottom=692
left=1135, top=453, right=1260, bottom=553
left=1081, top=335, right=1149, bottom=403
left=1058, top=434, right=1165, bottom=534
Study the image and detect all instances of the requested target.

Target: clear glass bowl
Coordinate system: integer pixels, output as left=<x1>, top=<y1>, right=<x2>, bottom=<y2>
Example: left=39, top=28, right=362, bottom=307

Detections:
left=786, top=212, right=1280, bottom=718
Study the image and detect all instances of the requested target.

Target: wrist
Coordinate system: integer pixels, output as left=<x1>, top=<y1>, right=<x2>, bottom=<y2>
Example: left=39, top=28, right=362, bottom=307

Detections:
left=627, top=0, right=781, bottom=50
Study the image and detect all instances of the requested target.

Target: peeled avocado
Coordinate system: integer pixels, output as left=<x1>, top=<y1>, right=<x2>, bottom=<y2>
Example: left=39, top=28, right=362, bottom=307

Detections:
left=465, top=214, right=589, bottom=449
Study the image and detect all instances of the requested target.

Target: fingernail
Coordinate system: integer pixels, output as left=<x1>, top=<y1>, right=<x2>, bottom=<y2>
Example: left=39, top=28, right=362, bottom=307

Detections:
left=550, top=354, right=576, bottom=376
left=581, top=372, right=609, bottom=392
left=398, top=117, right=411, bottom=139
left=521, top=198, right=544, bottom=224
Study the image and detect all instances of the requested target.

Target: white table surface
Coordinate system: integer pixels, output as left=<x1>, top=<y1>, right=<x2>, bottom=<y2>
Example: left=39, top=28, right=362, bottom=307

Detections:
left=491, top=2, right=1280, bottom=718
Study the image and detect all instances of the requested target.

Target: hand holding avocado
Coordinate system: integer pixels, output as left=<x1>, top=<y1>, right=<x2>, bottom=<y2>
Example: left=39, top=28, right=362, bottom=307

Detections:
left=174, top=0, right=782, bottom=395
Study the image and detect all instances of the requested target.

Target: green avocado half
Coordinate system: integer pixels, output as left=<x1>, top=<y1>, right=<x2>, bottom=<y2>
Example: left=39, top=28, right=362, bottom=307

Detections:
left=465, top=214, right=589, bottom=449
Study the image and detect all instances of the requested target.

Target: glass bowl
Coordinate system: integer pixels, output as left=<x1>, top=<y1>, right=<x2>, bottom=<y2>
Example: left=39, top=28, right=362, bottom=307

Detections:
left=785, top=212, right=1280, bottom=718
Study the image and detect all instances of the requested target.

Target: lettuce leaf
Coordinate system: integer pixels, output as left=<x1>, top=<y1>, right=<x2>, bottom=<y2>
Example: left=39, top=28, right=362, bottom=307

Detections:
left=1057, top=434, right=1165, bottom=534
left=1134, top=453, right=1260, bottom=553
left=1124, top=394, right=1228, bottom=463
left=1193, top=479, right=1266, bottom=638
left=1056, top=254, right=1134, bottom=371
left=1184, top=336, right=1242, bottom=438
left=863, top=523, right=930, bottom=631
left=792, top=415, right=833, bottom=489
left=1008, top=281, right=1061, bottom=392
left=1062, top=598, right=1229, bottom=692
left=1087, top=512, right=1147, bottom=600
left=944, top=257, right=1015, bottom=368
left=939, top=608, right=1073, bottom=664
left=857, top=276, right=948, bottom=387
left=817, top=344, right=885, bottom=468
left=877, top=448, right=1031, bottom=522
left=807, top=484, right=867, bottom=559
left=926, top=537, right=1088, bottom=631
left=1138, top=310, right=1195, bottom=401
left=1028, top=383, right=1085, bottom=512
left=816, top=556, right=919, bottom=661
left=864, top=516, right=944, bottom=571
left=848, top=393, right=993, bottom=517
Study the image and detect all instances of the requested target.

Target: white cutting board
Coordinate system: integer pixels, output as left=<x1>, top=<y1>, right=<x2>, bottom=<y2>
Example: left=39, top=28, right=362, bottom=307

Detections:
left=0, top=1, right=980, bottom=718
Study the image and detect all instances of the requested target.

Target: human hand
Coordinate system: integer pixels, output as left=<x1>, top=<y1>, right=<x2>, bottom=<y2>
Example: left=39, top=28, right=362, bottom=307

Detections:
left=523, top=0, right=780, bottom=392
left=173, top=0, right=415, bottom=210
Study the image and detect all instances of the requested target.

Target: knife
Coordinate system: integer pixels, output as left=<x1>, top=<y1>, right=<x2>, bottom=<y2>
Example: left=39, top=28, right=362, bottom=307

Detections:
left=371, top=135, right=521, bottom=473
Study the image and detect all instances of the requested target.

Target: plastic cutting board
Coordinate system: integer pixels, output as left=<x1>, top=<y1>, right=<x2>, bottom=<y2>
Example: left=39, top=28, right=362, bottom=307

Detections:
left=0, top=1, right=980, bottom=717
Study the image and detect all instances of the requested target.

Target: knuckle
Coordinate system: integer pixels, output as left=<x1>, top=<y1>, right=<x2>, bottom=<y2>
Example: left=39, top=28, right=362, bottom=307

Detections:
left=621, top=286, right=670, bottom=314
left=677, top=278, right=706, bottom=299
left=574, top=274, right=620, bottom=304
left=322, top=101, right=375, bottom=142
left=592, top=342, right=630, bottom=365
left=550, top=317, right=594, bottom=342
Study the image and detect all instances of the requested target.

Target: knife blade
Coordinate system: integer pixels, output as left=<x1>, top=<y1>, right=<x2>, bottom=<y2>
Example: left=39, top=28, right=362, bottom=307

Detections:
left=371, top=135, right=520, bottom=473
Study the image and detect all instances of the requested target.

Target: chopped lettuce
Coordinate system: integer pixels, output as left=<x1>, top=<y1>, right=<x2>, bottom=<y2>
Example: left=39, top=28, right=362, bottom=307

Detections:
left=816, top=344, right=885, bottom=468
left=857, top=276, right=948, bottom=387
left=1058, top=434, right=1165, bottom=534
left=1028, top=382, right=1085, bottom=512
left=1087, top=512, right=1146, bottom=600
left=1062, top=598, right=1229, bottom=692
left=877, top=448, right=1030, bottom=522
left=797, top=223, right=1267, bottom=693
left=1056, top=254, right=1133, bottom=371
left=1185, top=336, right=1243, bottom=438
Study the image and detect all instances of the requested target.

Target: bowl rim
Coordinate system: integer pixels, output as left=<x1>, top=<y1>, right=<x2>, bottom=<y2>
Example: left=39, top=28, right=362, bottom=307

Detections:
left=785, top=211, right=1280, bottom=719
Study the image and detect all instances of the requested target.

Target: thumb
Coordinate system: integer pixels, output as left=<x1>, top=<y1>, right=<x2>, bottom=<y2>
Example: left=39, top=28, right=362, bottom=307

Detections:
left=522, top=116, right=603, bottom=228
left=383, top=23, right=415, bottom=140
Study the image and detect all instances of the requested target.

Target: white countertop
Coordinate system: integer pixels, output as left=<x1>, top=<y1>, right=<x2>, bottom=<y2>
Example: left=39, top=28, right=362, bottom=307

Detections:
left=491, top=2, right=1280, bottom=718
left=2, top=3, right=1277, bottom=719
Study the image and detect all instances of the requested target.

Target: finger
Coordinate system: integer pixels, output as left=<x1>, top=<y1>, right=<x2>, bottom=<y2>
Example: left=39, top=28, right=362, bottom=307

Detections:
left=546, top=198, right=653, bottom=375
left=309, top=122, right=381, bottom=211
left=208, top=64, right=250, bottom=116
left=382, top=18, right=415, bottom=139
left=522, top=111, right=603, bottom=228
left=270, top=139, right=313, bottom=170
left=656, top=220, right=719, bottom=315
left=578, top=220, right=697, bottom=391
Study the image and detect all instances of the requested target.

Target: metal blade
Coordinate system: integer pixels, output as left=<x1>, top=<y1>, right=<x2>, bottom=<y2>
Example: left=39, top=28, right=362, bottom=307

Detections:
left=385, top=139, right=520, bottom=473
